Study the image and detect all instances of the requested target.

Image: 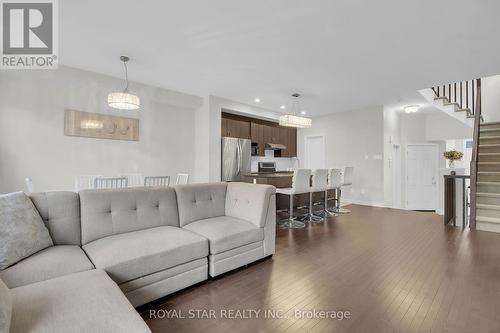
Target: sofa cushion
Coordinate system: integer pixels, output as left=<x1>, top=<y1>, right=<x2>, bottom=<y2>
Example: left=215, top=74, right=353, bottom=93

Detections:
left=183, top=216, right=264, bottom=254
left=10, top=269, right=151, bottom=333
left=83, top=226, right=208, bottom=284
left=0, top=192, right=53, bottom=270
left=0, top=245, right=94, bottom=288
left=0, top=278, right=11, bottom=333
left=80, top=187, right=180, bottom=245
left=29, top=191, right=81, bottom=245
left=174, top=183, right=227, bottom=227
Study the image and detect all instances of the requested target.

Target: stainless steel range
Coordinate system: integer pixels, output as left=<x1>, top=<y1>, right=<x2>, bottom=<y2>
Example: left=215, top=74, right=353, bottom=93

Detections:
left=258, top=162, right=276, bottom=173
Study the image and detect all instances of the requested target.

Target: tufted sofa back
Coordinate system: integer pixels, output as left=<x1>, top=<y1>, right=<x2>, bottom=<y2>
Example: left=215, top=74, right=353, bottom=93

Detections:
left=79, top=187, right=179, bottom=245
left=29, top=192, right=82, bottom=245
left=225, top=183, right=275, bottom=228
left=174, top=183, right=227, bottom=227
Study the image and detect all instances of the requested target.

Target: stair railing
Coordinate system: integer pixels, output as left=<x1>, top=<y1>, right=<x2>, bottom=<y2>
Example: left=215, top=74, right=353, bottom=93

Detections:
left=431, top=79, right=481, bottom=117
left=469, top=79, right=481, bottom=229
left=432, top=78, right=481, bottom=229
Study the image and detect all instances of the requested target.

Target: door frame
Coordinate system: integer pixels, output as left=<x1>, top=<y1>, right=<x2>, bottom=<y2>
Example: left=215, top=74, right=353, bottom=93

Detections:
left=405, top=143, right=439, bottom=210
left=304, top=135, right=326, bottom=169
left=391, top=144, right=402, bottom=209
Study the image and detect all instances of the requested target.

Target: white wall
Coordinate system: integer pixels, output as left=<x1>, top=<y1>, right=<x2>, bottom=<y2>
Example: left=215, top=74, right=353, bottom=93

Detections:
left=383, top=108, right=402, bottom=207
left=482, top=74, right=500, bottom=122
left=297, top=106, right=385, bottom=206
left=0, top=66, right=203, bottom=193
left=425, top=112, right=472, bottom=141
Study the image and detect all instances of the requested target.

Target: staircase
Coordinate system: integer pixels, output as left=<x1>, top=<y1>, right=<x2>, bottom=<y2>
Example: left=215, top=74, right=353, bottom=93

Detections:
left=419, top=79, right=481, bottom=127
left=476, top=121, right=500, bottom=232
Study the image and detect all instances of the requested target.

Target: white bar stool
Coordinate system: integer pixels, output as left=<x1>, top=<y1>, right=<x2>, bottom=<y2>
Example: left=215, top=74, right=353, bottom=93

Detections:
left=302, top=169, right=328, bottom=223
left=276, top=169, right=311, bottom=229
left=326, top=168, right=343, bottom=216
left=336, top=166, right=354, bottom=214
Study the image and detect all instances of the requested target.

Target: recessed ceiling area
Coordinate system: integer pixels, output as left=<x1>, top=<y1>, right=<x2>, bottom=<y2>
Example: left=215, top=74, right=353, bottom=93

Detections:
left=60, top=0, right=500, bottom=116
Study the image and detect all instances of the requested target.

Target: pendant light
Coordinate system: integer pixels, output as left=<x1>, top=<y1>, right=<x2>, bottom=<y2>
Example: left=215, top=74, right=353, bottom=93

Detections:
left=107, top=56, right=141, bottom=110
left=279, top=93, right=312, bottom=128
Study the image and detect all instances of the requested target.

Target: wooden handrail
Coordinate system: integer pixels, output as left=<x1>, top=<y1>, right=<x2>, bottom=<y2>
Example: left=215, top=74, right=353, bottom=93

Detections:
left=469, top=78, right=481, bottom=229
left=432, top=78, right=481, bottom=229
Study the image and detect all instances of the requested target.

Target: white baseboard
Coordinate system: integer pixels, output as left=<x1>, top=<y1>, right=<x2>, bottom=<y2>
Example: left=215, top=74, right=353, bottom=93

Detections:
left=341, top=199, right=387, bottom=208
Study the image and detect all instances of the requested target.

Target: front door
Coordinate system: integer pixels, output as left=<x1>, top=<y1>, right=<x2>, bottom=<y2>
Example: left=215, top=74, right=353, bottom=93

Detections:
left=406, top=144, right=438, bottom=210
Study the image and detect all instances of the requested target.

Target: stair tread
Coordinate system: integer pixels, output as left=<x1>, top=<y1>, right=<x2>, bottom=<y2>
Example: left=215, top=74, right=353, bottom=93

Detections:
left=477, top=181, right=500, bottom=185
left=479, top=153, right=500, bottom=155
left=478, top=162, right=500, bottom=164
left=478, top=171, right=500, bottom=174
left=479, top=143, right=500, bottom=147
left=481, top=128, right=500, bottom=132
left=480, top=136, right=500, bottom=139
left=477, top=192, right=500, bottom=197
left=477, top=216, right=500, bottom=223
left=482, top=121, right=500, bottom=126
left=477, top=204, right=500, bottom=210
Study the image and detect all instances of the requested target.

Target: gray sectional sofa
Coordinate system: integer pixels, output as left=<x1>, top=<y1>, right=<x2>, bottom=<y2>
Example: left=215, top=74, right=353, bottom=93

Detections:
left=0, top=182, right=276, bottom=333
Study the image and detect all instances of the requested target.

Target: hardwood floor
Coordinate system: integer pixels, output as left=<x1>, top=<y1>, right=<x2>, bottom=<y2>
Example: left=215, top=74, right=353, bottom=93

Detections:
left=140, top=205, right=500, bottom=333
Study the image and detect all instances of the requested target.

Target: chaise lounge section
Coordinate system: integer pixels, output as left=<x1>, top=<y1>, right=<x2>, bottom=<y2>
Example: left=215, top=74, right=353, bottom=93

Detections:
left=0, top=182, right=276, bottom=332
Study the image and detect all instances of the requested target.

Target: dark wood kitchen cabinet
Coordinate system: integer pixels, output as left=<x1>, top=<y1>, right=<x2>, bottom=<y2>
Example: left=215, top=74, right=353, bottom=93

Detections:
left=288, top=127, right=297, bottom=157
left=221, top=116, right=250, bottom=139
left=221, top=112, right=297, bottom=157
left=251, top=121, right=265, bottom=156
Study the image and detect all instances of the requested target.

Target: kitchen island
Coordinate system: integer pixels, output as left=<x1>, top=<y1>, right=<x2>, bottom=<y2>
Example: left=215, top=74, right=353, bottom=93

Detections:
left=241, top=172, right=293, bottom=188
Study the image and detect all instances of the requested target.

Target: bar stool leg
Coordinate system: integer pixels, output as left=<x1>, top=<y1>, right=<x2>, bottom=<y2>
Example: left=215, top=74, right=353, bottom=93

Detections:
left=329, top=188, right=351, bottom=214
left=280, top=194, right=306, bottom=229
left=323, top=189, right=339, bottom=217
left=300, top=191, right=323, bottom=223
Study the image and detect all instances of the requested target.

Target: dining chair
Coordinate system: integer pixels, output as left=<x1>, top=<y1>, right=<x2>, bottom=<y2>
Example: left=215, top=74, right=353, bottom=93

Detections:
left=120, top=173, right=143, bottom=187
left=24, top=178, right=35, bottom=193
left=94, top=177, right=128, bottom=189
left=144, top=176, right=170, bottom=187
left=175, top=173, right=189, bottom=185
left=75, top=175, right=104, bottom=191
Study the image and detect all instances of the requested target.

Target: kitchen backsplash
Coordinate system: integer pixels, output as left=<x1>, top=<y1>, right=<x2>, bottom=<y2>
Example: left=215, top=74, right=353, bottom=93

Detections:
left=250, top=150, right=298, bottom=172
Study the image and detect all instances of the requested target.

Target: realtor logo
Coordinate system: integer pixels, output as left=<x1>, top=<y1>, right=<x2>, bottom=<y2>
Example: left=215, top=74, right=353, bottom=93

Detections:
left=1, top=0, right=58, bottom=69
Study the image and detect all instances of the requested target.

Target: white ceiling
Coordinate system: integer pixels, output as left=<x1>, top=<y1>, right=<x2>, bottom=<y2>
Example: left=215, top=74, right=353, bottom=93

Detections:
left=60, top=0, right=500, bottom=116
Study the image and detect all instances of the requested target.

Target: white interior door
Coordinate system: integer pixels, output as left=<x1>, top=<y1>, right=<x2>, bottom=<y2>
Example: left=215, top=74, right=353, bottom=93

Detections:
left=305, top=136, right=325, bottom=170
left=406, top=144, right=438, bottom=210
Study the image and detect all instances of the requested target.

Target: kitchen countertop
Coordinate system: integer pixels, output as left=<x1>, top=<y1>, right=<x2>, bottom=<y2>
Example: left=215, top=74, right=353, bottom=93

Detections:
left=242, top=172, right=294, bottom=178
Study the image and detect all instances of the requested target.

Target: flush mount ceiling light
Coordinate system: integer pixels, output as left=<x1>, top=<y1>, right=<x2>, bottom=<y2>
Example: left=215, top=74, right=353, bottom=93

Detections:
left=107, top=56, right=140, bottom=110
left=404, top=105, right=420, bottom=113
left=254, top=98, right=261, bottom=103
left=280, top=105, right=286, bottom=110
left=279, top=93, right=312, bottom=128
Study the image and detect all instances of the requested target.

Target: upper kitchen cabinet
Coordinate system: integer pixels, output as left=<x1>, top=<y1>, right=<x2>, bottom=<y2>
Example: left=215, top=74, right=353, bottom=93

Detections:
left=279, top=126, right=290, bottom=157
left=251, top=122, right=265, bottom=156
left=287, top=127, right=297, bottom=157
left=221, top=113, right=251, bottom=139
left=221, top=112, right=297, bottom=157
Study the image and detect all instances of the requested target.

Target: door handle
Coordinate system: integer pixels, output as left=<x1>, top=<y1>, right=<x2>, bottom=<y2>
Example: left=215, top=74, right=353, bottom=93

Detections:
left=236, top=143, right=242, bottom=173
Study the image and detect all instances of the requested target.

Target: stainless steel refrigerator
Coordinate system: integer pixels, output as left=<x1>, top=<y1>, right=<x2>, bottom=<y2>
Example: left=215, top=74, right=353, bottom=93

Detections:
left=221, top=137, right=252, bottom=181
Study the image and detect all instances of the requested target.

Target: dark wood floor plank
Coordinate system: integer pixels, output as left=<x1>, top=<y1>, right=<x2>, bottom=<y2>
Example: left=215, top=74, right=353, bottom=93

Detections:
left=141, top=205, right=500, bottom=333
